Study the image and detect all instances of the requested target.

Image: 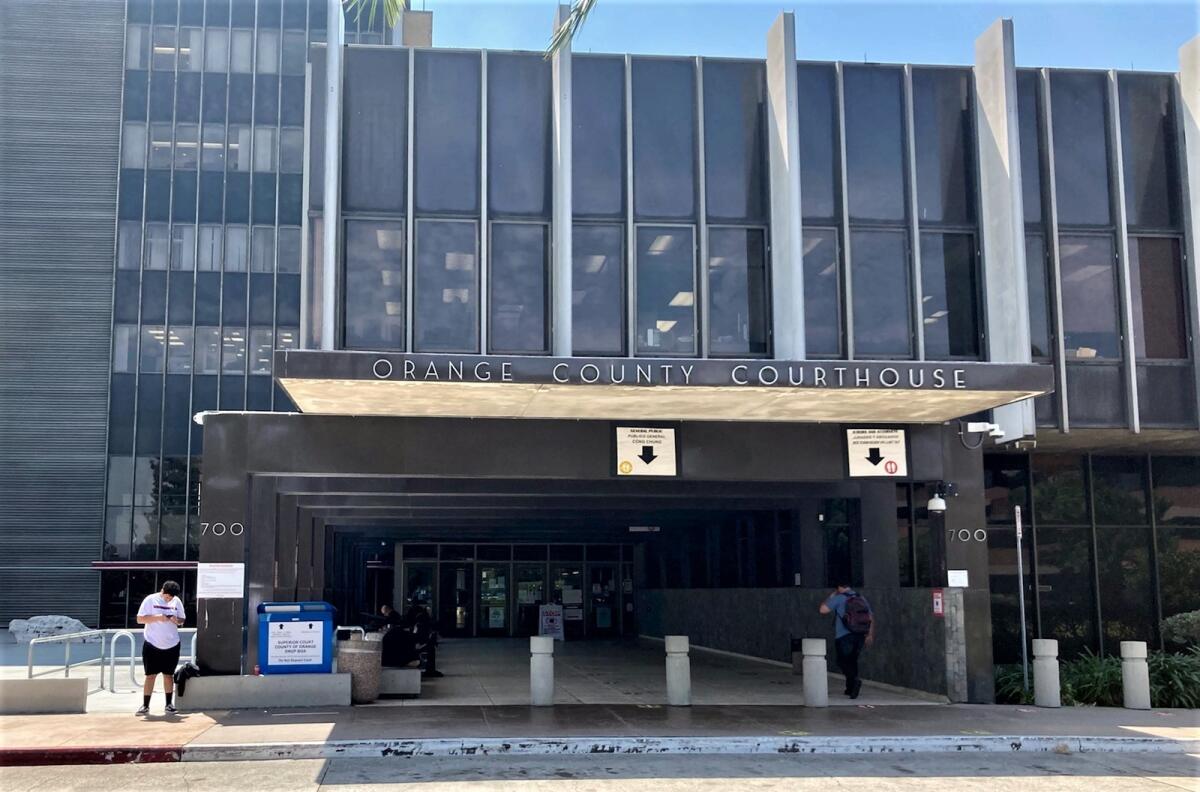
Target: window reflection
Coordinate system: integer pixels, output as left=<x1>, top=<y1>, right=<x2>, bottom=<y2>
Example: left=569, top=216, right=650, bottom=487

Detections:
left=414, top=51, right=480, bottom=215
left=113, top=325, right=139, bottom=373
left=253, top=126, right=277, bottom=172
left=197, top=225, right=222, bottom=271
left=632, top=59, right=696, bottom=220
left=1025, top=234, right=1053, bottom=359
left=1129, top=236, right=1187, bottom=360
left=488, top=54, right=552, bottom=218
left=167, top=327, right=193, bottom=374
left=572, top=224, right=625, bottom=356
left=844, top=66, right=906, bottom=223
left=139, top=326, right=166, bottom=373
left=118, top=222, right=142, bottom=270
left=148, top=123, right=173, bottom=168
left=143, top=224, right=170, bottom=270
left=170, top=225, right=196, bottom=271
left=122, top=122, right=147, bottom=168
left=1118, top=74, right=1181, bottom=230
left=489, top=223, right=549, bottom=354
left=250, top=327, right=273, bottom=374
left=151, top=25, right=176, bottom=70
left=126, top=24, right=150, bottom=69
left=1059, top=234, right=1119, bottom=359
left=345, top=219, right=406, bottom=351
left=179, top=27, right=203, bottom=72
left=703, top=60, right=767, bottom=224
left=573, top=56, right=625, bottom=217
left=1050, top=72, right=1112, bottom=227
left=707, top=226, right=768, bottom=356
left=204, top=28, right=228, bottom=71
left=1016, top=71, right=1044, bottom=225
left=194, top=327, right=220, bottom=374
left=912, top=68, right=975, bottom=225
left=851, top=230, right=911, bottom=357
left=414, top=220, right=477, bottom=353
left=635, top=226, right=695, bottom=356
left=802, top=228, right=841, bottom=357
left=227, top=124, right=251, bottom=171
left=201, top=123, right=225, bottom=169
left=251, top=226, right=275, bottom=272
left=221, top=328, right=246, bottom=374
left=224, top=226, right=249, bottom=272
left=798, top=64, right=839, bottom=222
left=920, top=232, right=979, bottom=359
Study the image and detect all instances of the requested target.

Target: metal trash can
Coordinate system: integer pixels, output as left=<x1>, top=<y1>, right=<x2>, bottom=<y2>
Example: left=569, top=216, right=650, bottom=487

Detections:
left=337, top=637, right=383, bottom=704
left=257, top=602, right=337, bottom=675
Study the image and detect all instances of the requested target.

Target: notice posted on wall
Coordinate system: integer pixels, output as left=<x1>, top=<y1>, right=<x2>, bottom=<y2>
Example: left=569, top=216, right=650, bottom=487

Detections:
left=539, top=604, right=564, bottom=640
left=267, top=620, right=324, bottom=665
left=195, top=562, right=245, bottom=599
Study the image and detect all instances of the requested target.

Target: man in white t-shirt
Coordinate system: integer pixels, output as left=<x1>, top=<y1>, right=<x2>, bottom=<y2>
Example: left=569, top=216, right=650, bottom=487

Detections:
left=136, top=580, right=186, bottom=715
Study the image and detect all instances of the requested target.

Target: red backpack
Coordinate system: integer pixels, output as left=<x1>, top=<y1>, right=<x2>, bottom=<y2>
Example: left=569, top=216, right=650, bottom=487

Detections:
left=841, top=593, right=873, bottom=635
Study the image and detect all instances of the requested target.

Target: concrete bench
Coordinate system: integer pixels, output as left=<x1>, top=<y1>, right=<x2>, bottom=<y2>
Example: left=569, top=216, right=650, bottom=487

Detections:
left=380, top=667, right=421, bottom=697
left=176, top=672, right=351, bottom=711
left=0, top=678, right=88, bottom=714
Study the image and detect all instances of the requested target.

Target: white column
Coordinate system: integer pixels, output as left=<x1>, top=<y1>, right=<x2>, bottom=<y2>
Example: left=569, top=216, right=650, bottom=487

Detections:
left=530, top=636, right=555, bottom=706
left=801, top=638, right=828, bottom=708
left=1120, top=641, right=1151, bottom=710
left=1178, top=37, right=1200, bottom=421
left=765, top=12, right=805, bottom=359
left=551, top=4, right=573, bottom=356
left=664, top=635, right=691, bottom=706
left=1032, top=638, right=1060, bottom=708
left=974, top=18, right=1035, bottom=440
left=320, top=0, right=344, bottom=351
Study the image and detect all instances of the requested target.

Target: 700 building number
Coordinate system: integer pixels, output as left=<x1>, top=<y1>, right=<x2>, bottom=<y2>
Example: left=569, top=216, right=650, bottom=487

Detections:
left=948, top=528, right=988, bottom=543
left=201, top=522, right=244, bottom=537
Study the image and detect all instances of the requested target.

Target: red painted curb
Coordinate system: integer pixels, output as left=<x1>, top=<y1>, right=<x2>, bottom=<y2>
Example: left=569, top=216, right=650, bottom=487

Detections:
left=0, top=746, right=182, bottom=767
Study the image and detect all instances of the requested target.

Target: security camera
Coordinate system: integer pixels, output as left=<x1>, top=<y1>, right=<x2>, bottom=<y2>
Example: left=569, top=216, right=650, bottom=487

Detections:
left=988, top=425, right=1006, bottom=440
left=927, top=481, right=956, bottom=514
left=927, top=494, right=947, bottom=513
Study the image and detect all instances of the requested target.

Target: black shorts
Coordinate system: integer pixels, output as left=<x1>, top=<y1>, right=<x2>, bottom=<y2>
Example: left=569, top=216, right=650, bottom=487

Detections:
left=142, top=641, right=181, bottom=676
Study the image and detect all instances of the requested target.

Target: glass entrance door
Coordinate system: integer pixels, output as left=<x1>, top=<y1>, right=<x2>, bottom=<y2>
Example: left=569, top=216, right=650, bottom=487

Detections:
left=552, top=564, right=585, bottom=639
left=438, top=562, right=474, bottom=637
left=477, top=564, right=510, bottom=636
left=402, top=562, right=436, bottom=615
left=515, top=563, right=546, bottom=636
left=587, top=564, right=619, bottom=637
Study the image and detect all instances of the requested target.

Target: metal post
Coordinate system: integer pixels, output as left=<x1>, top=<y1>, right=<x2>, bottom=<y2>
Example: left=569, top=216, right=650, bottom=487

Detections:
left=64, top=640, right=70, bottom=678
left=1015, top=505, right=1029, bottom=694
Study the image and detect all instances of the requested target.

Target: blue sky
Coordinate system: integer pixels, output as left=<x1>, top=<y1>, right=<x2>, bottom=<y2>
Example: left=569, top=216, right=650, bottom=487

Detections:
left=417, top=0, right=1197, bottom=72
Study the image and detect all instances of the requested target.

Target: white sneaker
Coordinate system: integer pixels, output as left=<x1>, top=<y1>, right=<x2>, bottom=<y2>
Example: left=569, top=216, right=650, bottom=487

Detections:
left=135, top=705, right=149, bottom=716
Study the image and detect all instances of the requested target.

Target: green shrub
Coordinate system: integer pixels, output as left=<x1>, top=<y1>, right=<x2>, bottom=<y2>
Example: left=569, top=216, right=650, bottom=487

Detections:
left=1160, top=610, right=1200, bottom=648
left=994, top=647, right=1200, bottom=708
left=1147, top=647, right=1200, bottom=709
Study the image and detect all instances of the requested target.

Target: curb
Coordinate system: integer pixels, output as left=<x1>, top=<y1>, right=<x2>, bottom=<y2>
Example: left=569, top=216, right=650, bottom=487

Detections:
left=0, top=746, right=182, bottom=767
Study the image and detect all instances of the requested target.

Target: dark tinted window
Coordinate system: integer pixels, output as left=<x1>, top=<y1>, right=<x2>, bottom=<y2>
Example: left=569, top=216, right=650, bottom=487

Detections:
left=195, top=272, right=220, bottom=323
left=344, top=220, right=405, bottom=350
left=571, top=224, right=624, bottom=355
left=228, top=73, right=253, bottom=123
left=343, top=48, right=407, bottom=213
left=1119, top=74, right=1181, bottom=230
left=797, top=64, right=839, bottom=222
left=276, top=274, right=300, bottom=325
left=843, top=67, right=906, bottom=223
left=1060, top=234, right=1119, bottom=359
left=202, top=74, right=226, bottom=122
left=489, top=222, right=549, bottom=353
left=1016, top=71, right=1043, bottom=225
left=703, top=60, right=767, bottom=223
left=635, top=226, right=695, bottom=355
left=176, top=71, right=201, bottom=122
left=488, top=53, right=552, bottom=218
left=851, top=230, right=911, bottom=357
left=124, top=70, right=149, bottom=120
left=803, top=228, right=841, bottom=357
left=169, top=272, right=194, bottom=324
left=119, top=169, right=144, bottom=219
left=145, top=170, right=171, bottom=221
left=149, top=70, right=174, bottom=121
left=249, top=273, right=274, bottom=325
left=632, top=58, right=695, bottom=220
left=414, top=51, right=480, bottom=215
left=280, top=75, right=305, bottom=126
left=1050, top=72, right=1112, bottom=226
left=254, top=74, right=279, bottom=125
left=136, top=374, right=163, bottom=454
left=1151, top=456, right=1200, bottom=626
left=912, top=68, right=975, bottom=225
left=920, top=232, right=979, bottom=358
left=198, top=171, right=223, bottom=223
left=252, top=173, right=276, bottom=224
left=707, top=226, right=768, bottom=356
left=222, top=272, right=247, bottom=324
left=414, top=220, right=477, bottom=352
left=173, top=171, right=197, bottom=221
left=1091, top=456, right=1148, bottom=525
left=1032, top=453, right=1087, bottom=525
left=1130, top=236, right=1187, bottom=359
left=573, top=56, right=625, bottom=217
left=1025, top=234, right=1053, bottom=359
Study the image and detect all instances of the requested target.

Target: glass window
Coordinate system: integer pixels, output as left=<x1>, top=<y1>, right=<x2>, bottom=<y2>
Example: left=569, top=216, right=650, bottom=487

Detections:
left=572, top=56, right=625, bottom=217
left=912, top=68, right=975, bottom=225
left=227, top=124, right=251, bottom=171
left=194, top=326, right=220, bottom=373
left=201, top=122, right=224, bottom=169
left=252, top=126, right=276, bottom=172
left=170, top=224, right=195, bottom=270
left=489, top=222, right=549, bottom=353
left=1017, top=70, right=1044, bottom=226
left=1119, top=74, right=1181, bottom=230
left=1060, top=234, right=1119, bottom=359
left=707, top=226, right=768, bottom=356
left=632, top=58, right=696, bottom=220
left=149, top=70, right=174, bottom=121
left=1091, top=456, right=1148, bottom=525
left=343, top=48, right=408, bottom=213
left=197, top=224, right=221, bottom=270
left=277, top=226, right=301, bottom=273
left=344, top=220, right=406, bottom=351
left=113, top=325, right=139, bottom=372
left=228, top=73, right=252, bottom=122
left=572, top=224, right=625, bottom=356
left=414, top=220, right=478, bottom=352
left=844, top=66, right=906, bottom=223
left=139, top=326, right=167, bottom=372
left=167, top=326, right=193, bottom=373
left=920, top=232, right=979, bottom=358
left=118, top=222, right=142, bottom=270
left=255, top=29, right=280, bottom=75
left=202, top=75, right=226, bottom=123
left=488, top=53, right=552, bottom=218
left=635, top=225, right=696, bottom=355
left=143, top=223, right=170, bottom=269
left=126, top=24, right=151, bottom=69
left=276, top=326, right=298, bottom=350
left=221, top=327, right=246, bottom=373
left=414, top=51, right=480, bottom=215
left=148, top=123, right=173, bottom=168
left=122, top=122, right=147, bottom=168
left=230, top=29, right=252, bottom=73
left=803, top=228, right=841, bottom=357
left=703, top=61, right=767, bottom=224
left=279, top=127, right=303, bottom=172
left=250, top=226, right=275, bottom=272
left=179, top=27, right=203, bottom=71
left=1129, top=236, right=1187, bottom=360
left=249, top=327, right=273, bottom=374
left=1151, top=456, right=1200, bottom=628
left=798, top=64, right=839, bottom=222
left=1026, top=234, right=1053, bottom=359
left=204, top=28, right=228, bottom=71
left=851, top=230, right=911, bottom=357
left=281, top=30, right=306, bottom=75
left=151, top=25, right=176, bottom=70
left=224, top=225, right=248, bottom=271
left=1050, top=72, right=1112, bottom=227
left=1036, top=522, right=1097, bottom=658
left=174, top=123, right=198, bottom=169
left=1096, top=522, right=1154, bottom=648
left=1032, top=453, right=1087, bottom=524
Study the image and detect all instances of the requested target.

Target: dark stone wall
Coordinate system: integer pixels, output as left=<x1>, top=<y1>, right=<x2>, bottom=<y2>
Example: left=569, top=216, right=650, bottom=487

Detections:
left=638, top=587, right=950, bottom=697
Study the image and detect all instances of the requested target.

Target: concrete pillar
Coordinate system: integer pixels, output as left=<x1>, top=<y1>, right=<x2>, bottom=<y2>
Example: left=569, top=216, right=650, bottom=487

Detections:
left=550, top=4, right=573, bottom=356
left=801, top=638, right=828, bottom=708
left=1178, top=37, right=1200, bottom=421
left=1032, top=638, right=1060, bottom=708
left=320, top=0, right=344, bottom=351
left=973, top=18, right=1035, bottom=440
left=530, top=636, right=554, bottom=706
left=1120, top=641, right=1151, bottom=710
left=665, top=635, right=691, bottom=706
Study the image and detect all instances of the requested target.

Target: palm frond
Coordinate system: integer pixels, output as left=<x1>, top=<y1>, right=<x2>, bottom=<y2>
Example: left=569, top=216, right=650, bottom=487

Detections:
left=546, top=0, right=597, bottom=59
left=343, top=0, right=409, bottom=33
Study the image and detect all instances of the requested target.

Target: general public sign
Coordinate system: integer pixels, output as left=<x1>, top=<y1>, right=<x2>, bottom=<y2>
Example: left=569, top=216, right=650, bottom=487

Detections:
left=538, top=603, right=564, bottom=640
left=266, top=620, right=324, bottom=665
left=615, top=426, right=677, bottom=477
left=845, top=428, right=908, bottom=477
left=195, top=562, right=245, bottom=599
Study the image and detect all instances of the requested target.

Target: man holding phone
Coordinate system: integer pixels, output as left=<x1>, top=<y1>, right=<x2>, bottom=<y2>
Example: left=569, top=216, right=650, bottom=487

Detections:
left=135, top=580, right=186, bottom=715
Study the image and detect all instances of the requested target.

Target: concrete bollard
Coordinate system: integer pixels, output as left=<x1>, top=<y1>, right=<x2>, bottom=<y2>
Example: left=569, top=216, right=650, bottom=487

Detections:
left=1120, top=641, right=1151, bottom=710
left=1032, top=638, right=1061, bottom=708
left=802, top=638, right=829, bottom=708
left=665, top=635, right=691, bottom=706
left=530, top=636, right=555, bottom=706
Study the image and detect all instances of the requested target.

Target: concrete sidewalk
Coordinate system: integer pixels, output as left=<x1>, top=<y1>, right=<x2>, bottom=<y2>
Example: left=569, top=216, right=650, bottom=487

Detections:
left=2, top=704, right=1197, bottom=766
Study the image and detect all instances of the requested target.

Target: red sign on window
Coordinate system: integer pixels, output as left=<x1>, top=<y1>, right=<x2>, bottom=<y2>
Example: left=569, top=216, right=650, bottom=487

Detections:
left=932, top=588, right=945, bottom=617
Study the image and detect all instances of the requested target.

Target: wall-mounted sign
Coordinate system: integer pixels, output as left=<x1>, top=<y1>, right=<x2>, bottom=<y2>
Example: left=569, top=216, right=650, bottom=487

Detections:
left=267, top=620, right=323, bottom=665
left=947, top=569, right=969, bottom=588
left=616, top=426, right=677, bottom=477
left=932, top=589, right=945, bottom=617
left=846, top=428, right=908, bottom=477
left=539, top=604, right=564, bottom=640
left=196, top=562, right=245, bottom=599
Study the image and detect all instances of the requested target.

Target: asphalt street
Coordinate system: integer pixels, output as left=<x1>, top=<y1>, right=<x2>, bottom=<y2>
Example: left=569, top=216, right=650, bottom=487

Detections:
left=2, top=751, right=1198, bottom=791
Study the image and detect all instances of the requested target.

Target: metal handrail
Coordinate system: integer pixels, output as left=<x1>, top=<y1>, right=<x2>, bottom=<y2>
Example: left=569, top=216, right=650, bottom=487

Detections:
left=108, top=628, right=197, bottom=693
left=23, top=628, right=198, bottom=695
left=337, top=625, right=366, bottom=640
left=26, top=630, right=107, bottom=691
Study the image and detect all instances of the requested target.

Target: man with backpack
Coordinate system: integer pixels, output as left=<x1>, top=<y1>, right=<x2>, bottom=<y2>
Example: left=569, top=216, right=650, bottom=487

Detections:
left=818, top=582, right=875, bottom=699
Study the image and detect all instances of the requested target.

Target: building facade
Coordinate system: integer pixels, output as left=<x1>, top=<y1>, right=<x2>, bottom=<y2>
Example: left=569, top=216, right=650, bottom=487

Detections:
left=1, top=0, right=1198, bottom=701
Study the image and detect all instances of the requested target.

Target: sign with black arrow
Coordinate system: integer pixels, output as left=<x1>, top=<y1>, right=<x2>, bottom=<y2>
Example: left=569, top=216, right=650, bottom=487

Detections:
left=846, top=428, right=907, bottom=478
left=615, top=427, right=677, bottom=477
